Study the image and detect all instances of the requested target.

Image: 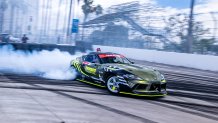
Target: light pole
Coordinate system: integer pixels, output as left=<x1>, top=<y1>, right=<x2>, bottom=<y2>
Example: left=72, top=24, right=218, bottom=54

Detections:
left=187, top=0, right=195, bottom=53
left=43, top=0, right=50, bottom=35
left=63, top=0, right=68, bottom=35
left=0, top=1, right=7, bottom=33
left=66, top=0, right=73, bottom=44
left=55, top=0, right=62, bottom=36
left=210, top=12, right=217, bottom=40
left=39, top=0, right=46, bottom=42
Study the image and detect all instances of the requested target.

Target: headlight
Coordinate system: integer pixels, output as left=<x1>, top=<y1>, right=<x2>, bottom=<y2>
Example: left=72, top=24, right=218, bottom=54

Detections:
left=161, top=74, right=165, bottom=80
left=123, top=74, right=142, bottom=80
left=161, top=74, right=166, bottom=83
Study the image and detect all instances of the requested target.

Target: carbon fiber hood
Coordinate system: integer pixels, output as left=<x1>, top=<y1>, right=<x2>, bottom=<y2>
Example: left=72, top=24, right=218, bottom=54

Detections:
left=103, top=63, right=162, bottom=82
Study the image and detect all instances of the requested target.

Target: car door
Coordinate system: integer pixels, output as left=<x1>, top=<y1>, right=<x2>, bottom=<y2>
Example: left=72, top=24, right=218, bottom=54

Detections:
left=82, top=55, right=100, bottom=79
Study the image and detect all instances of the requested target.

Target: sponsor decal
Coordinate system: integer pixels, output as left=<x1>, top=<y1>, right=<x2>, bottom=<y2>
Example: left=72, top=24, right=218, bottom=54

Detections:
left=85, top=66, right=96, bottom=74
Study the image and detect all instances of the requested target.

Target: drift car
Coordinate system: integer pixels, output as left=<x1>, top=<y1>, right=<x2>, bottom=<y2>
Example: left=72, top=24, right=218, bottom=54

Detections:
left=70, top=51, right=167, bottom=96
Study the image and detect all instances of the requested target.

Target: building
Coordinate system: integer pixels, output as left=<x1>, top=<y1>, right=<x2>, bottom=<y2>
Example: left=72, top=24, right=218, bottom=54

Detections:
left=0, top=0, right=39, bottom=41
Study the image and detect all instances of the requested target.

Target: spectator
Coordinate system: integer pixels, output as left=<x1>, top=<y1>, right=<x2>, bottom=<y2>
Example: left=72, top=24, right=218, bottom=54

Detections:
left=21, top=34, right=29, bottom=43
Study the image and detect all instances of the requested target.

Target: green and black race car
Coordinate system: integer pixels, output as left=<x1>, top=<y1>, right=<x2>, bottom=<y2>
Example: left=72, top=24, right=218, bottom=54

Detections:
left=70, top=51, right=167, bottom=97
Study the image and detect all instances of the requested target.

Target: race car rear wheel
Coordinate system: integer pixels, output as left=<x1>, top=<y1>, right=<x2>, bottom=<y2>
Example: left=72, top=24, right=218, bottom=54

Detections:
left=106, top=76, right=120, bottom=94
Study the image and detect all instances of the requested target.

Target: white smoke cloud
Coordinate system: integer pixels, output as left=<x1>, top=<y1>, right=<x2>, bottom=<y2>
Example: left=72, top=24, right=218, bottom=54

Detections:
left=0, top=45, right=83, bottom=80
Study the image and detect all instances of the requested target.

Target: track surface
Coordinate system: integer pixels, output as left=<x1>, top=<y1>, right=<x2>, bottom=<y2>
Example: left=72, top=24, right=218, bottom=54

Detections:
left=0, top=60, right=218, bottom=123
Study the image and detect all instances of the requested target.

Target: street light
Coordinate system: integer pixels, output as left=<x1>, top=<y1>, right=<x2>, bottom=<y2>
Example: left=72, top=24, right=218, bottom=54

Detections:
left=66, top=0, right=79, bottom=44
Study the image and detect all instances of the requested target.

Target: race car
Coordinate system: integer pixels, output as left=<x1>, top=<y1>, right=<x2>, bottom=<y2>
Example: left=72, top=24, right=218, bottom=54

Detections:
left=70, top=51, right=167, bottom=96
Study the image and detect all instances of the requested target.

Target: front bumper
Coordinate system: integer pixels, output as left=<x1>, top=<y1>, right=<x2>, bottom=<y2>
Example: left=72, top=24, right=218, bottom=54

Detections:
left=119, top=82, right=167, bottom=97
left=119, top=91, right=167, bottom=97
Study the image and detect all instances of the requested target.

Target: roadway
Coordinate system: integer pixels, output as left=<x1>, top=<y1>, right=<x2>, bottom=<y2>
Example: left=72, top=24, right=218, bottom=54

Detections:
left=0, top=60, right=217, bottom=123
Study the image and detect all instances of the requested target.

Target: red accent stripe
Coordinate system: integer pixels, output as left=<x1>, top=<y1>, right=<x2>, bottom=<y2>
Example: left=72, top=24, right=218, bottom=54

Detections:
left=99, top=54, right=124, bottom=58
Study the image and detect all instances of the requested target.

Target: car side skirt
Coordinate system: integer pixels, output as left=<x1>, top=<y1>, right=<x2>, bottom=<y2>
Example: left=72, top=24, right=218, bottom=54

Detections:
left=76, top=79, right=106, bottom=88
left=76, top=79, right=167, bottom=97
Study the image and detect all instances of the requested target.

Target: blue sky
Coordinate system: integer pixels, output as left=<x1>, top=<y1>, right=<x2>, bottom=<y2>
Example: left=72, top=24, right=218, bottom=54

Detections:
left=92, top=0, right=206, bottom=9
left=156, top=0, right=205, bottom=9
left=156, top=0, right=190, bottom=9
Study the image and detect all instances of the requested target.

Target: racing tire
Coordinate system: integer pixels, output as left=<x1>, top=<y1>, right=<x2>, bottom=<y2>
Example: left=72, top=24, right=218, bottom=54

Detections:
left=106, top=76, right=120, bottom=94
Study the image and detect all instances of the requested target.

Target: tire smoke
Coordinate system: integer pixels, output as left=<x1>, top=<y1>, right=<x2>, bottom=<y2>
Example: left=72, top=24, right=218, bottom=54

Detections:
left=0, top=45, right=82, bottom=80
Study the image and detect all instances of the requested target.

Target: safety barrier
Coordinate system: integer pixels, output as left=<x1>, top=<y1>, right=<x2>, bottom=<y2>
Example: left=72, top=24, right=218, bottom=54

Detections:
left=0, top=41, right=93, bottom=54
left=93, top=45, right=218, bottom=71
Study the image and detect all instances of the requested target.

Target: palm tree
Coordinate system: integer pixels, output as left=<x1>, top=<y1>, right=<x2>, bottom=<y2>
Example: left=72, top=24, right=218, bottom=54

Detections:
left=81, top=0, right=103, bottom=22
left=81, top=0, right=103, bottom=40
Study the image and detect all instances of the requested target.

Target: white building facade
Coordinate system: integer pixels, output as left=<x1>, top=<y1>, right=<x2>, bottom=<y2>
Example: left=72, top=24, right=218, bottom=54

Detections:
left=0, top=0, right=39, bottom=41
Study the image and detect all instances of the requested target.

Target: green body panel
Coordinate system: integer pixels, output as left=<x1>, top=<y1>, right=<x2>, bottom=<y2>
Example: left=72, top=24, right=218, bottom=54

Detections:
left=71, top=59, right=164, bottom=83
left=100, top=63, right=162, bottom=82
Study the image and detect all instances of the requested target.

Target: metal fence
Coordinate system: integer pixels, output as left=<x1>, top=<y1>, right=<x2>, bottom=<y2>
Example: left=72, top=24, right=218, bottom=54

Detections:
left=79, top=1, right=218, bottom=55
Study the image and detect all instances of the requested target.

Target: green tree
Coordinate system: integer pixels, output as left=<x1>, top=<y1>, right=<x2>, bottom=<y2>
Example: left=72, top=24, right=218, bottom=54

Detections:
left=81, top=0, right=103, bottom=22
left=194, top=38, right=215, bottom=54
left=164, top=14, right=210, bottom=53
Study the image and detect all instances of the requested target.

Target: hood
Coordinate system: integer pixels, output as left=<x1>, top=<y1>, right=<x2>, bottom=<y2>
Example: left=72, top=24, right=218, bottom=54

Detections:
left=103, top=63, right=162, bottom=81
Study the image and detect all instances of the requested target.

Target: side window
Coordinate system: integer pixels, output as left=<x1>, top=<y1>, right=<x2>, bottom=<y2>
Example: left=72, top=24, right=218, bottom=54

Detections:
left=84, top=55, right=93, bottom=62
left=93, top=55, right=100, bottom=63
left=83, top=55, right=100, bottom=63
left=82, top=56, right=86, bottom=61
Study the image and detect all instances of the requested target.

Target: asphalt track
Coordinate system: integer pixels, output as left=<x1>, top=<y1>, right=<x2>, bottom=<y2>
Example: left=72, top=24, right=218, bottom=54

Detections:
left=0, top=60, right=218, bottom=123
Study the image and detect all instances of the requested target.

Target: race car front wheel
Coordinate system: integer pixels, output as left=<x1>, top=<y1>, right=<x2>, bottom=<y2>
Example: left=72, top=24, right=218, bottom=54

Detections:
left=106, top=76, right=120, bottom=94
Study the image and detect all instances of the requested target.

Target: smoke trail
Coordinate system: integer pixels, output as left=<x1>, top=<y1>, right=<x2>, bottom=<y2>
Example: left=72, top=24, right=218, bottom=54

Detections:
left=0, top=45, right=82, bottom=80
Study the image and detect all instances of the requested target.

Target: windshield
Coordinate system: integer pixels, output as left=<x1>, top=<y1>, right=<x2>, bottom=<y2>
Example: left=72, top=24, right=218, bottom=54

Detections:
left=99, top=54, right=131, bottom=64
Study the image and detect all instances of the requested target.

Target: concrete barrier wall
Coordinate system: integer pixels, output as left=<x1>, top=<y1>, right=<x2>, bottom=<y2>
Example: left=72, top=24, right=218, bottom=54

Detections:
left=0, top=42, right=93, bottom=54
left=1, top=43, right=217, bottom=71
left=93, top=45, right=218, bottom=71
